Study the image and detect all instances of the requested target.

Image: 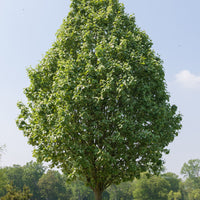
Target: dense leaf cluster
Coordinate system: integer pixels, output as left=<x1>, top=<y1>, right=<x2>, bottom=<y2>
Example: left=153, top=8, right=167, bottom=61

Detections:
left=1, top=160, right=200, bottom=199
left=16, top=0, right=182, bottom=198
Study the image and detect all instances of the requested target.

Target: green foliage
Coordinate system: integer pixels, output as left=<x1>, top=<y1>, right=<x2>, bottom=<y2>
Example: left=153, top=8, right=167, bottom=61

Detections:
left=133, top=173, right=171, bottom=200
left=189, top=189, right=200, bottom=200
left=181, top=159, right=200, bottom=180
left=16, top=0, right=182, bottom=198
left=162, top=173, right=183, bottom=200
left=168, top=190, right=182, bottom=200
left=38, top=170, right=68, bottom=200
left=3, top=160, right=200, bottom=200
left=162, top=172, right=181, bottom=192
left=181, top=159, right=200, bottom=200
left=3, top=165, right=24, bottom=191
left=1, top=184, right=32, bottom=200
left=68, top=180, right=94, bottom=200
left=22, top=161, right=46, bottom=200
left=1, top=161, right=45, bottom=200
left=179, top=181, right=189, bottom=200
left=0, top=169, right=8, bottom=196
left=132, top=172, right=183, bottom=200
left=107, top=182, right=133, bottom=200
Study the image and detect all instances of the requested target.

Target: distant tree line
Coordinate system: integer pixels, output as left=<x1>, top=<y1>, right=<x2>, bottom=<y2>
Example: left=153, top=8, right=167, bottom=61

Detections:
left=0, top=159, right=200, bottom=200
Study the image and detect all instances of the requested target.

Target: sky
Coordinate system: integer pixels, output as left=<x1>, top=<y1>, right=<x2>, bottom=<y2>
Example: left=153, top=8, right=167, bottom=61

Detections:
left=0, top=0, right=200, bottom=176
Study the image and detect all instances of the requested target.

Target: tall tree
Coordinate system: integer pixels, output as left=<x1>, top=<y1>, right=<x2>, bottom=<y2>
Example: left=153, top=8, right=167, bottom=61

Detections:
left=0, top=145, right=7, bottom=197
left=22, top=161, right=45, bottom=200
left=1, top=184, right=32, bottom=200
left=0, top=168, right=8, bottom=197
left=181, top=159, right=200, bottom=180
left=132, top=173, right=171, bottom=200
left=38, top=170, right=68, bottom=200
left=189, top=189, right=200, bottom=200
left=16, top=0, right=182, bottom=199
left=162, top=172, right=181, bottom=192
left=3, top=165, right=24, bottom=191
left=168, top=190, right=182, bottom=200
left=68, top=180, right=94, bottom=200
left=181, top=159, right=200, bottom=199
left=107, top=182, right=133, bottom=200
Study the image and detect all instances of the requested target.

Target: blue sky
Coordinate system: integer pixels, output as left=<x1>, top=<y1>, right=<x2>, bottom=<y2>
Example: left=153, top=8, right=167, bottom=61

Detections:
left=1, top=0, right=200, bottom=176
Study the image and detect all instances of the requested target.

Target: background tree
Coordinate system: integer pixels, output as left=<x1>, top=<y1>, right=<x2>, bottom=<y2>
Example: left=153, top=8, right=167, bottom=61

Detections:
left=107, top=182, right=133, bottom=200
left=178, top=181, right=189, bottom=200
left=132, top=173, right=171, bottom=200
left=162, top=172, right=181, bottom=192
left=3, top=165, right=24, bottom=191
left=189, top=189, right=200, bottom=200
left=69, top=180, right=94, bottom=200
left=0, top=145, right=5, bottom=162
left=22, top=161, right=45, bottom=200
left=0, top=145, right=7, bottom=197
left=16, top=0, right=182, bottom=199
left=0, top=168, right=8, bottom=197
left=1, top=184, right=32, bottom=200
left=38, top=170, right=68, bottom=200
left=168, top=190, right=182, bottom=200
left=162, top=172, right=183, bottom=200
left=181, top=159, right=200, bottom=199
left=181, top=159, right=200, bottom=180
left=1, top=162, right=45, bottom=200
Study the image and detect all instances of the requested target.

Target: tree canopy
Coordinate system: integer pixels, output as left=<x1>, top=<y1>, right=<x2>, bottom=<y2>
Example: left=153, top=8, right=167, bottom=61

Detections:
left=181, top=159, right=200, bottom=179
left=181, top=159, right=200, bottom=199
left=16, top=0, right=182, bottom=199
left=2, top=161, right=45, bottom=200
left=4, top=160, right=200, bottom=200
left=38, top=170, right=67, bottom=200
left=132, top=173, right=171, bottom=200
left=1, top=184, right=32, bottom=200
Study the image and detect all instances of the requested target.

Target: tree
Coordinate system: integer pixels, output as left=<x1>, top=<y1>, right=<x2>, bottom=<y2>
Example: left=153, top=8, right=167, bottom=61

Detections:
left=162, top=173, right=183, bottom=200
left=181, top=159, right=200, bottom=180
left=22, top=161, right=45, bottom=200
left=1, top=184, right=32, bottom=200
left=1, top=162, right=45, bottom=200
left=162, top=172, right=181, bottom=192
left=179, top=181, right=189, bottom=200
left=0, top=168, right=8, bottom=197
left=68, top=180, right=94, bottom=200
left=16, top=0, right=182, bottom=199
left=107, top=182, right=133, bottom=200
left=181, top=159, right=200, bottom=190
left=0, top=145, right=7, bottom=197
left=3, top=165, right=24, bottom=191
left=132, top=173, right=170, bottom=200
left=38, top=170, right=68, bottom=200
left=168, top=190, right=182, bottom=200
left=181, top=159, right=200, bottom=199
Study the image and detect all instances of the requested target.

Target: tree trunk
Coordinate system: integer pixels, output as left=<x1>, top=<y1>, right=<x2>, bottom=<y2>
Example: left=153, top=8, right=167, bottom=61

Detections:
left=94, top=189, right=103, bottom=200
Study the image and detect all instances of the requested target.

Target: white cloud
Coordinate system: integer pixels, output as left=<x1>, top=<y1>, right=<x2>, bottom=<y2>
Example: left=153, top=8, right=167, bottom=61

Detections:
left=175, top=70, right=200, bottom=89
